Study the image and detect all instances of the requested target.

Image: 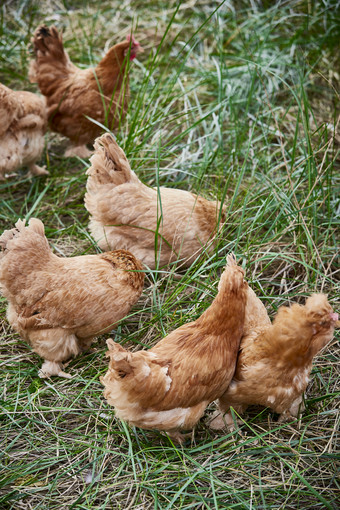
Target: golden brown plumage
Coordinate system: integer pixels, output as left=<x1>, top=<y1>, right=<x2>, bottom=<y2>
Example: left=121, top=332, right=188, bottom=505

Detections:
left=0, top=83, right=47, bottom=179
left=0, top=218, right=144, bottom=378
left=85, top=133, right=226, bottom=269
left=210, top=290, right=339, bottom=430
left=100, top=254, right=247, bottom=442
left=29, top=25, right=143, bottom=157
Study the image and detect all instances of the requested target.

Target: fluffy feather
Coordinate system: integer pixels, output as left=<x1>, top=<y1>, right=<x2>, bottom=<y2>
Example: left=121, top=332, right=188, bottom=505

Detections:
left=210, top=289, right=339, bottom=430
left=0, top=218, right=144, bottom=378
left=101, top=254, right=247, bottom=442
left=29, top=25, right=143, bottom=157
left=85, top=133, right=226, bottom=269
left=0, top=83, right=47, bottom=179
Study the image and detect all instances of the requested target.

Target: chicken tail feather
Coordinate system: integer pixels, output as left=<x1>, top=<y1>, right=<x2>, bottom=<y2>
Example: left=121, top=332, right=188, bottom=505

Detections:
left=0, top=218, right=48, bottom=260
left=218, top=253, right=245, bottom=293
left=31, top=25, right=67, bottom=63
left=226, top=253, right=237, bottom=267
left=29, top=25, right=72, bottom=86
left=86, top=133, right=139, bottom=187
left=105, top=338, right=133, bottom=376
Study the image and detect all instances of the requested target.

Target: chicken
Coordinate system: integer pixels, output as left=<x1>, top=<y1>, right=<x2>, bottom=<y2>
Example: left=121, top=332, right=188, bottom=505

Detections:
left=85, top=133, right=226, bottom=269
left=100, top=254, right=247, bottom=443
left=0, top=83, right=47, bottom=180
left=0, top=218, right=144, bottom=378
left=209, top=290, right=339, bottom=430
left=29, top=25, right=143, bottom=158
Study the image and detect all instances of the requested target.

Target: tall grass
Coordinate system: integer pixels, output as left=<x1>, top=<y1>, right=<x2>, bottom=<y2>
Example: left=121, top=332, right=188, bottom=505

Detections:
left=0, top=0, right=339, bottom=508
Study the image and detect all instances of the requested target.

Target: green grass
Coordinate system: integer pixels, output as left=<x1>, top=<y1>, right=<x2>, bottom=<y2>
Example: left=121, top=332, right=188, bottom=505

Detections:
left=0, top=0, right=339, bottom=508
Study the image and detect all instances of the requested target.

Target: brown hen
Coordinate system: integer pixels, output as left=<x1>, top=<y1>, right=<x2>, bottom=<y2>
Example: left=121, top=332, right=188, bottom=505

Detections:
left=0, top=83, right=47, bottom=179
left=0, top=218, right=144, bottom=378
left=210, top=289, right=339, bottom=430
left=101, top=254, right=247, bottom=443
left=29, top=25, right=143, bottom=157
left=85, top=133, right=226, bottom=269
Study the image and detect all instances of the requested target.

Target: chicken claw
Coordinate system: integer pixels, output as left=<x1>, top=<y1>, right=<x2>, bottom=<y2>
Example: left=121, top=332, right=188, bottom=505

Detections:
left=27, top=164, right=49, bottom=177
left=38, top=360, right=72, bottom=379
left=209, top=409, right=241, bottom=431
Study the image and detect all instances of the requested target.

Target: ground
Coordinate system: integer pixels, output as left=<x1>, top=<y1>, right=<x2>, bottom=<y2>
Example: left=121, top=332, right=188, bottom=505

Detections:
left=0, top=1, right=339, bottom=509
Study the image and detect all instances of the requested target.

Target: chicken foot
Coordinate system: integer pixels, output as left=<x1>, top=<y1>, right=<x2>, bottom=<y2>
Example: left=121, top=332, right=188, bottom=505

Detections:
left=278, top=396, right=304, bottom=423
left=27, top=163, right=49, bottom=177
left=166, top=430, right=194, bottom=445
left=64, top=145, right=93, bottom=159
left=209, top=403, right=246, bottom=431
left=38, top=360, right=72, bottom=379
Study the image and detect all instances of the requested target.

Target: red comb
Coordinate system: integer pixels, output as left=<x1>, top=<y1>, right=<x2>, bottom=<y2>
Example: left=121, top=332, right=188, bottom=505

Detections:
left=126, top=34, right=139, bottom=46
